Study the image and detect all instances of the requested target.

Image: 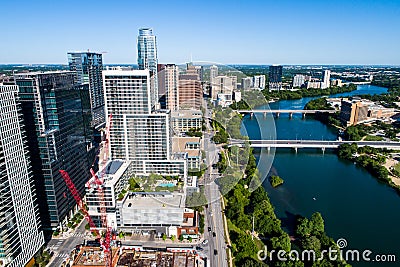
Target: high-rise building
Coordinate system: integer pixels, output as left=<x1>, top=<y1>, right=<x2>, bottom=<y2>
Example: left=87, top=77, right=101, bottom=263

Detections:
left=178, top=73, right=202, bottom=110
left=103, top=69, right=186, bottom=178
left=186, top=63, right=203, bottom=81
left=210, top=65, right=218, bottom=83
left=211, top=75, right=235, bottom=100
left=252, top=75, right=266, bottom=90
left=269, top=65, right=283, bottom=91
left=158, top=64, right=179, bottom=111
left=137, top=28, right=158, bottom=110
left=241, top=77, right=253, bottom=90
left=293, top=74, right=306, bottom=88
left=322, top=70, right=331, bottom=89
left=15, top=71, right=95, bottom=229
left=0, top=83, right=44, bottom=267
left=68, top=52, right=105, bottom=127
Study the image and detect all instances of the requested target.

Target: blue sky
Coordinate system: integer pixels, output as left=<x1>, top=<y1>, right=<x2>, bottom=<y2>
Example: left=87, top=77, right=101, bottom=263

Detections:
left=1, top=0, right=400, bottom=64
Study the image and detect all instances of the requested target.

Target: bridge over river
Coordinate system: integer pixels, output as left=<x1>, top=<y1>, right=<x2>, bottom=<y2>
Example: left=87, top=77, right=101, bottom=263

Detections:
left=229, top=139, right=400, bottom=152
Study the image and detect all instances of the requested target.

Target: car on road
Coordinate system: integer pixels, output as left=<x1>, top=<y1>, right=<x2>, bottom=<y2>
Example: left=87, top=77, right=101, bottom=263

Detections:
left=214, top=249, right=218, bottom=255
left=208, top=227, right=212, bottom=232
left=202, top=239, right=209, bottom=245
left=212, top=232, right=216, bottom=237
left=196, top=246, right=204, bottom=251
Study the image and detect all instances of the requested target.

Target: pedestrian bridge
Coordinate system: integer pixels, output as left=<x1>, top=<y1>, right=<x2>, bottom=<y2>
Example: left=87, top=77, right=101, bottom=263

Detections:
left=229, top=139, right=400, bottom=150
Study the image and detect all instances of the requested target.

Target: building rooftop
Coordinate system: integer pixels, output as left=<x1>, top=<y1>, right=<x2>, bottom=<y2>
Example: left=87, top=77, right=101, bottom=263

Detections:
left=171, top=109, right=202, bottom=118
left=14, top=70, right=75, bottom=77
left=172, top=137, right=201, bottom=157
left=103, top=69, right=149, bottom=76
left=121, top=192, right=184, bottom=209
left=87, top=160, right=130, bottom=188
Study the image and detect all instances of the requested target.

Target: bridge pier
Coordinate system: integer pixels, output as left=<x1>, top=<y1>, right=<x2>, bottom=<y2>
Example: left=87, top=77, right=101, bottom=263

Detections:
left=294, top=147, right=298, bottom=153
left=250, top=112, right=254, bottom=119
left=302, top=113, right=306, bottom=119
left=322, top=147, right=325, bottom=154
left=275, top=112, right=280, bottom=118
left=263, top=112, right=267, bottom=118
left=289, top=112, right=293, bottom=119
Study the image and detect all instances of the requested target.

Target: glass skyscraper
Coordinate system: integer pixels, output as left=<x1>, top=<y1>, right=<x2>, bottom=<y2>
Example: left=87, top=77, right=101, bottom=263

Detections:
left=0, top=83, right=44, bottom=267
left=269, top=65, right=283, bottom=91
left=15, top=71, right=95, bottom=230
left=68, top=52, right=105, bottom=127
left=137, top=28, right=159, bottom=110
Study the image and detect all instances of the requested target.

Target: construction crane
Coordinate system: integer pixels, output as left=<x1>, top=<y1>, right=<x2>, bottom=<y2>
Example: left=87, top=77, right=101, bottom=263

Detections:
left=59, top=114, right=115, bottom=266
left=101, top=114, right=113, bottom=169
left=59, top=170, right=99, bottom=236
left=60, top=169, right=113, bottom=267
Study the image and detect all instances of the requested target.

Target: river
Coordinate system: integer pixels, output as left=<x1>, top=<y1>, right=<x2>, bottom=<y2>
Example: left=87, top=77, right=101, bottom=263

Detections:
left=241, top=85, right=399, bottom=266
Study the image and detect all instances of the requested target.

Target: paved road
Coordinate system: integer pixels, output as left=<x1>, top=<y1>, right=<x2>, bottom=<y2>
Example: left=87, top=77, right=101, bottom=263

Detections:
left=203, top=102, right=228, bottom=267
left=47, top=221, right=88, bottom=267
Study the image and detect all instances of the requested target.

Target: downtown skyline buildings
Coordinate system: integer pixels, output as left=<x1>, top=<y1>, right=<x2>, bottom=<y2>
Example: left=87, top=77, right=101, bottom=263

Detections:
left=0, top=83, right=44, bottom=266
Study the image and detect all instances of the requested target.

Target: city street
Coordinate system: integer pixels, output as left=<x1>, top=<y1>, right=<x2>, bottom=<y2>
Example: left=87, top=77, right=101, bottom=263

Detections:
left=47, top=221, right=88, bottom=267
left=202, top=101, right=229, bottom=267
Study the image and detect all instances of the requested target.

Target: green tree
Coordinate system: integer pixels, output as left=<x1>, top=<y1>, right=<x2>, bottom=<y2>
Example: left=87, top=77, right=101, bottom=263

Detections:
left=271, top=232, right=291, bottom=252
left=310, top=212, right=324, bottom=234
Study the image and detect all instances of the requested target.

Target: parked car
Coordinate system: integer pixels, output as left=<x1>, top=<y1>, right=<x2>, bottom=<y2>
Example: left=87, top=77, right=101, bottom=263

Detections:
left=208, top=227, right=212, bottom=232
left=214, top=249, right=218, bottom=255
left=202, top=239, right=209, bottom=245
left=212, top=232, right=216, bottom=237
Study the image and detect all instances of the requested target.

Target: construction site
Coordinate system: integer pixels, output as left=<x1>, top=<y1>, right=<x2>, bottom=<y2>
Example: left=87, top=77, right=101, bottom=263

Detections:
left=71, top=247, right=204, bottom=267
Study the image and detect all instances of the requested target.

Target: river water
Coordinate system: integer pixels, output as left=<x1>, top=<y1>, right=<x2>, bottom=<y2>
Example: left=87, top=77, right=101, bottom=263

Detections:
left=241, top=85, right=399, bottom=266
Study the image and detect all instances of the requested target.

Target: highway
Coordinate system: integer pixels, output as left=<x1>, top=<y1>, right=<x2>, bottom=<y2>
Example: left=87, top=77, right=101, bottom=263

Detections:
left=230, top=139, right=400, bottom=149
left=203, top=102, right=229, bottom=267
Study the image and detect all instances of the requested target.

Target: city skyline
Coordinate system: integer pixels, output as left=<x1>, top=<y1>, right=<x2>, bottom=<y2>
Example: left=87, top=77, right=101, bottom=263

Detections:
left=1, top=0, right=400, bottom=65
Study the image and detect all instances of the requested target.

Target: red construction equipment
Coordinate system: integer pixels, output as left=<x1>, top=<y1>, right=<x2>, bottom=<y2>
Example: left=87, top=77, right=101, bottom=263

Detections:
left=59, top=170, right=99, bottom=236
left=59, top=113, right=115, bottom=266
left=101, top=114, right=113, bottom=168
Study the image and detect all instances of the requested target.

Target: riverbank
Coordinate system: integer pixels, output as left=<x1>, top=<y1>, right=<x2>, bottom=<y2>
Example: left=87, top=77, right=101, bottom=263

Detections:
left=213, top=107, right=348, bottom=266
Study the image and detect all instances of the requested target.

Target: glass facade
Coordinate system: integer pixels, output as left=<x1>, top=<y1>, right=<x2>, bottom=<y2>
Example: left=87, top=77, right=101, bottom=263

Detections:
left=15, top=72, right=95, bottom=229
left=0, top=84, right=44, bottom=266
left=68, top=52, right=105, bottom=127
left=137, top=28, right=159, bottom=110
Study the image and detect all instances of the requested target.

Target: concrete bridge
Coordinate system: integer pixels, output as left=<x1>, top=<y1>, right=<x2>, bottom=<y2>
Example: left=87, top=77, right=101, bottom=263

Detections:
left=229, top=139, right=400, bottom=152
left=236, top=109, right=336, bottom=118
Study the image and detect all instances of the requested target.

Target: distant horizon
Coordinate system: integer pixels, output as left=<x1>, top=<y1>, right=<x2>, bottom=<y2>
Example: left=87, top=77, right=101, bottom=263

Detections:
left=1, top=63, right=399, bottom=67
left=1, top=0, right=400, bottom=65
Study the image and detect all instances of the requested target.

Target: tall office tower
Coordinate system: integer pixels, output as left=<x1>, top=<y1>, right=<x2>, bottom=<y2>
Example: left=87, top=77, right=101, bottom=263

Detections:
left=103, top=69, right=187, bottom=176
left=68, top=52, right=105, bottom=127
left=241, top=77, right=253, bottom=90
left=137, top=28, right=158, bottom=110
left=15, top=71, right=95, bottom=229
left=178, top=73, right=202, bottom=110
left=293, top=74, right=306, bottom=88
left=158, top=64, right=179, bottom=111
left=321, top=70, right=331, bottom=89
left=268, top=65, right=283, bottom=91
left=186, top=63, right=204, bottom=81
left=252, top=75, right=266, bottom=89
left=0, top=84, right=44, bottom=267
left=210, top=65, right=218, bottom=83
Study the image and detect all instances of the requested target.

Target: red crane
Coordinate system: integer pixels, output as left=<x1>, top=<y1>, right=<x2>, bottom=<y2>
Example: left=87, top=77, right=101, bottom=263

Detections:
left=59, top=114, right=115, bottom=266
left=59, top=170, right=99, bottom=236
left=60, top=169, right=113, bottom=267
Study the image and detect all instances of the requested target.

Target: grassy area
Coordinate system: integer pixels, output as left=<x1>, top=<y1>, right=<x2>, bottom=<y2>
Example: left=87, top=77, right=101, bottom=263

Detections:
left=364, top=135, right=384, bottom=141
left=394, top=162, right=400, bottom=173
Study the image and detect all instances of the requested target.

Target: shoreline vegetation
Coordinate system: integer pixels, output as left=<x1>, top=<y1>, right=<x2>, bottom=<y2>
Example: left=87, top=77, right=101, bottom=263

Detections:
left=269, top=175, right=284, bottom=188
left=302, top=80, right=400, bottom=194
left=213, top=107, right=349, bottom=266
